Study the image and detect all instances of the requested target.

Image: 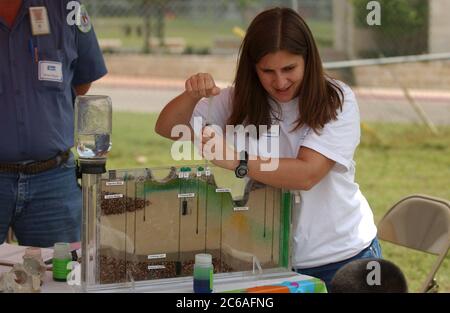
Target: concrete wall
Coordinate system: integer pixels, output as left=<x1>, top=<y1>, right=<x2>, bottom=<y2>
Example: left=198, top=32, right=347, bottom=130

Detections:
left=429, top=0, right=450, bottom=53
left=351, top=60, right=450, bottom=89
left=333, top=0, right=352, bottom=57
left=104, top=54, right=238, bottom=82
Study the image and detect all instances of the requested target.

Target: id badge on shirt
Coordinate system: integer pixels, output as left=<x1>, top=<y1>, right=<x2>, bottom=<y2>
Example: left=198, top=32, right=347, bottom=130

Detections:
left=38, top=61, right=63, bottom=83
left=29, top=7, right=51, bottom=35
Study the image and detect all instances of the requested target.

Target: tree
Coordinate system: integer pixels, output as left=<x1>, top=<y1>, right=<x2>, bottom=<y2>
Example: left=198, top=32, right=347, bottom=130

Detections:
left=353, top=0, right=429, bottom=57
left=138, top=0, right=169, bottom=54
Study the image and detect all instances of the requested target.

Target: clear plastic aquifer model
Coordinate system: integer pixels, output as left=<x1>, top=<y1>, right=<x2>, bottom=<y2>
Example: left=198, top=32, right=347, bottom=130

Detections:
left=80, top=165, right=293, bottom=292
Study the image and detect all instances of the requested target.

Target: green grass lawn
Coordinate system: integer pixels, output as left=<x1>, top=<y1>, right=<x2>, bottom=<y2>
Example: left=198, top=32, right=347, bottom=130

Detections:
left=107, top=112, right=450, bottom=292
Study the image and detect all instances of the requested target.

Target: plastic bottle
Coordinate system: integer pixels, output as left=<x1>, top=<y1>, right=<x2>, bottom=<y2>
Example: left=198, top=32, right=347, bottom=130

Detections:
left=193, top=253, right=213, bottom=293
left=52, top=242, right=72, bottom=282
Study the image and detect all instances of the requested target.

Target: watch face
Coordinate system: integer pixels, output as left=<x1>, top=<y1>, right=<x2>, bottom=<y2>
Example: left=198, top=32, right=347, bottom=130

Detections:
left=235, top=151, right=249, bottom=178
left=236, top=166, right=248, bottom=178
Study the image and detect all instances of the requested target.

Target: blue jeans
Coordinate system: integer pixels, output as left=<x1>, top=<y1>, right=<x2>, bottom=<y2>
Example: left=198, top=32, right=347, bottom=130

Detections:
left=294, top=238, right=382, bottom=290
left=0, top=153, right=82, bottom=247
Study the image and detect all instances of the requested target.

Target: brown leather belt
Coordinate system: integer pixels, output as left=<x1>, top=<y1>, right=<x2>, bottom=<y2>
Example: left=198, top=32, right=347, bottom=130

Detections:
left=0, top=150, right=71, bottom=175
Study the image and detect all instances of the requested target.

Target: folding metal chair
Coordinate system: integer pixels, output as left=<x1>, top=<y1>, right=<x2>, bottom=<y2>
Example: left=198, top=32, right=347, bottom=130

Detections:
left=378, top=194, right=450, bottom=292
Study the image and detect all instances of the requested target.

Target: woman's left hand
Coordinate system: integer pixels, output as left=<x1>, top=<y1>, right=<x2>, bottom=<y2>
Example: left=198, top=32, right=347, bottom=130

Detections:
left=201, top=126, right=240, bottom=171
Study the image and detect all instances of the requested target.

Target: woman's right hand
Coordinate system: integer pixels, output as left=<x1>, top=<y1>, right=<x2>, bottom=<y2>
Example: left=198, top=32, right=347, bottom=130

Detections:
left=185, top=73, right=221, bottom=100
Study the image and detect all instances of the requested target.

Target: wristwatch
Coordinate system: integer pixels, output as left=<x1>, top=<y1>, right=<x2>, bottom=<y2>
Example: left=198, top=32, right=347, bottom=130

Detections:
left=235, top=151, right=249, bottom=178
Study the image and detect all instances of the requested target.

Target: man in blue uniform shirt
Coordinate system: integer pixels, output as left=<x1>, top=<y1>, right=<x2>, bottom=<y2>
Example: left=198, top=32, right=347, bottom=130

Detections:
left=0, top=0, right=107, bottom=247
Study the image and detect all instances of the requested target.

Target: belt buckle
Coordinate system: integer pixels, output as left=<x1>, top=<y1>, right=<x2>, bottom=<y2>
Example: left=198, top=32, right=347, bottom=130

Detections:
left=55, top=155, right=62, bottom=166
left=20, top=163, right=33, bottom=174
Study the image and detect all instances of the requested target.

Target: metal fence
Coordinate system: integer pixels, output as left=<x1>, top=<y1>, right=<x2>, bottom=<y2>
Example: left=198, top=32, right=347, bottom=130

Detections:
left=86, top=0, right=332, bottom=19
left=84, top=0, right=333, bottom=54
left=84, top=0, right=437, bottom=59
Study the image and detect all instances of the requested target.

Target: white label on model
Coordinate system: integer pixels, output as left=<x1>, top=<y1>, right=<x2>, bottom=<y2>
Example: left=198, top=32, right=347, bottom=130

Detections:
left=233, top=207, right=249, bottom=211
left=106, top=181, right=124, bottom=186
left=104, top=194, right=123, bottom=199
left=178, top=193, right=195, bottom=198
left=148, top=265, right=166, bottom=270
left=148, top=254, right=167, bottom=260
left=216, top=188, right=231, bottom=193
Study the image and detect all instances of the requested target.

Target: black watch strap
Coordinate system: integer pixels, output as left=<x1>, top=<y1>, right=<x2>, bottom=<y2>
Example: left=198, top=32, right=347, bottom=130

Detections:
left=239, top=150, right=248, bottom=166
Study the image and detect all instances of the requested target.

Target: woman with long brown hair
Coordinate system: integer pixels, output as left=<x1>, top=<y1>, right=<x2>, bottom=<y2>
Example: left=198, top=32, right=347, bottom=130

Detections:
left=156, top=7, right=380, bottom=288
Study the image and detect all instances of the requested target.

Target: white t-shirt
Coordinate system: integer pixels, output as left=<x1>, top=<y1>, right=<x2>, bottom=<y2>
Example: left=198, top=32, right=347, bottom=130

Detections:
left=189, top=83, right=377, bottom=268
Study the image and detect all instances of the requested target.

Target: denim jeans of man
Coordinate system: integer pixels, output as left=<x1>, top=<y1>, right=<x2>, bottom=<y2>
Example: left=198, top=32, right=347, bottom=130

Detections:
left=294, top=238, right=383, bottom=291
left=0, top=154, right=82, bottom=247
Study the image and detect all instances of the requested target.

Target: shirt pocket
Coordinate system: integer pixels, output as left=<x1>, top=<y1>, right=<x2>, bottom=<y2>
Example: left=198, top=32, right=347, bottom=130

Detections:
left=34, top=49, right=66, bottom=92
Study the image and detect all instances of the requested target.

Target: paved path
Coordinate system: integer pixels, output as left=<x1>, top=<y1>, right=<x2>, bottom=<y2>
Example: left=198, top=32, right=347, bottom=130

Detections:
left=90, top=76, right=450, bottom=125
